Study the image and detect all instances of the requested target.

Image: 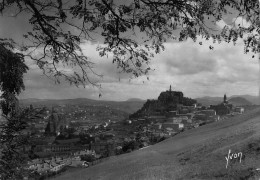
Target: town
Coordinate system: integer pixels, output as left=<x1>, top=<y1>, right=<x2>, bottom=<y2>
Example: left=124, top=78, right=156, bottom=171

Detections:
left=0, top=86, right=250, bottom=179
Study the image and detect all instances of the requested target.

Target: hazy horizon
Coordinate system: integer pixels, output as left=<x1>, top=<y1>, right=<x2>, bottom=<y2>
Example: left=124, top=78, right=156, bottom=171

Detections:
left=18, top=93, right=259, bottom=102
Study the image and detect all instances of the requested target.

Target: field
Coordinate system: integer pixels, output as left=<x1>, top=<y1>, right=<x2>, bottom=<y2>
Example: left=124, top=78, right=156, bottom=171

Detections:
left=54, top=107, right=260, bottom=180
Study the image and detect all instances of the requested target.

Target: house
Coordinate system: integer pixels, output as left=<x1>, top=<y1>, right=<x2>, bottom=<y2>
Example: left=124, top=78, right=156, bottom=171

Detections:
left=147, top=115, right=166, bottom=119
left=193, top=113, right=207, bottom=121
left=34, top=143, right=90, bottom=157
left=80, top=125, right=90, bottom=131
left=167, top=117, right=182, bottom=123
left=199, top=110, right=216, bottom=117
left=50, top=163, right=65, bottom=172
left=177, top=114, right=191, bottom=119
left=179, top=108, right=189, bottom=114
left=210, top=103, right=232, bottom=116
left=90, top=140, right=116, bottom=156
left=28, top=159, right=43, bottom=169
left=54, top=138, right=80, bottom=145
left=69, top=159, right=84, bottom=167
left=147, top=115, right=167, bottom=123
left=125, top=119, right=132, bottom=124
left=162, top=122, right=184, bottom=132
left=37, top=163, right=51, bottom=173
left=152, top=123, right=162, bottom=130
left=166, top=111, right=178, bottom=118
left=234, top=107, right=245, bottom=114
left=74, top=150, right=96, bottom=156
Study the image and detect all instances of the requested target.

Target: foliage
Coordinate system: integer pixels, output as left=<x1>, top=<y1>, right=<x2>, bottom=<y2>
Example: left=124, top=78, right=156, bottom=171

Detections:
left=80, top=154, right=96, bottom=162
left=183, top=97, right=197, bottom=106
left=122, top=139, right=141, bottom=152
left=0, top=106, right=48, bottom=179
left=0, top=41, right=46, bottom=179
left=0, top=0, right=259, bottom=86
left=0, top=42, right=28, bottom=115
left=0, top=112, right=29, bottom=179
left=0, top=42, right=30, bottom=179
left=130, top=89, right=197, bottom=118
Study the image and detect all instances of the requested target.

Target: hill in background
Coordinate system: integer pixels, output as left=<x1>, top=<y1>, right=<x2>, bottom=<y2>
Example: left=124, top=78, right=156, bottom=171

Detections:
left=196, top=95, right=259, bottom=107
left=19, top=98, right=145, bottom=114
left=228, top=97, right=252, bottom=106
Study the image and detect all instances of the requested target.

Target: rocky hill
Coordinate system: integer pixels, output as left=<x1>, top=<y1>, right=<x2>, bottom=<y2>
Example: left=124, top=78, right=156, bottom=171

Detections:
left=130, top=87, right=196, bottom=118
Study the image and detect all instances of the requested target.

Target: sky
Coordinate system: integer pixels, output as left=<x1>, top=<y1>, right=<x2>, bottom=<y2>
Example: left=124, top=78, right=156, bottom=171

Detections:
left=0, top=7, right=259, bottom=101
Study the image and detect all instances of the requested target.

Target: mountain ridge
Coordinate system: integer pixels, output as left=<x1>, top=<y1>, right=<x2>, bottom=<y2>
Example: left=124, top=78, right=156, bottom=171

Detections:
left=19, top=98, right=145, bottom=114
left=196, top=94, right=259, bottom=106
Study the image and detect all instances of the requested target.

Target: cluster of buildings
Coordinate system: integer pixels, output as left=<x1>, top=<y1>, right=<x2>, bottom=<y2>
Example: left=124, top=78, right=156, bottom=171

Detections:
left=127, top=88, right=246, bottom=139
left=127, top=105, right=218, bottom=137
left=27, top=150, right=97, bottom=175
left=0, top=87, right=249, bottom=178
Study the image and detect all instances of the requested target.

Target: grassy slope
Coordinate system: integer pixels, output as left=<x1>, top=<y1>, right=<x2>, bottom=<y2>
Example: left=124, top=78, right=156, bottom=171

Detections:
left=54, top=107, right=260, bottom=180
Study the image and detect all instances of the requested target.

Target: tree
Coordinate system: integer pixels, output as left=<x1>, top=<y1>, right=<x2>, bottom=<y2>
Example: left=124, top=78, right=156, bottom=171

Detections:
left=0, top=0, right=259, bottom=86
left=0, top=41, right=30, bottom=179
left=0, top=42, right=46, bottom=178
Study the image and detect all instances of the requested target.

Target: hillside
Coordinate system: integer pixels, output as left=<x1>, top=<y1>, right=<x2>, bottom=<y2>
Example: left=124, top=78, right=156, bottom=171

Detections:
left=55, top=107, right=260, bottom=180
left=196, top=95, right=259, bottom=106
left=19, top=98, right=145, bottom=114
left=130, top=89, right=196, bottom=118
left=196, top=96, right=222, bottom=106
left=228, top=97, right=252, bottom=106
left=231, top=95, right=260, bottom=105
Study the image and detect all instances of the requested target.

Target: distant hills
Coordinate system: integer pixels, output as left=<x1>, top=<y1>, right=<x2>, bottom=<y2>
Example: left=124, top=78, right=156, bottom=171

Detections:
left=195, top=96, right=222, bottom=106
left=19, top=98, right=145, bottom=114
left=126, top=98, right=145, bottom=102
left=196, top=95, right=259, bottom=106
left=228, top=97, right=252, bottom=106
left=19, top=95, right=258, bottom=115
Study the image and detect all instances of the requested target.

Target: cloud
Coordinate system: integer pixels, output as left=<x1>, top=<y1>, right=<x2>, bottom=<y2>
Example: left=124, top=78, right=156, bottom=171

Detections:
left=232, top=17, right=251, bottom=28
left=155, top=42, right=218, bottom=75
left=18, top=36, right=258, bottom=101
left=216, top=19, right=230, bottom=29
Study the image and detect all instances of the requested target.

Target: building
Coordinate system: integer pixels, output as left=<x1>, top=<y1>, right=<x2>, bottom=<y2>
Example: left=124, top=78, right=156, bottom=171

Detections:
left=162, top=122, right=184, bottom=132
left=34, top=143, right=90, bottom=157
left=152, top=123, right=162, bottom=130
left=193, top=114, right=207, bottom=121
left=167, top=111, right=178, bottom=117
left=45, top=108, right=69, bottom=136
left=199, top=110, right=216, bottom=117
left=210, top=95, right=232, bottom=116
left=90, top=141, right=116, bottom=156
left=210, top=104, right=232, bottom=116
left=167, top=117, right=183, bottom=123
left=50, top=163, right=65, bottom=172
left=234, top=107, right=245, bottom=114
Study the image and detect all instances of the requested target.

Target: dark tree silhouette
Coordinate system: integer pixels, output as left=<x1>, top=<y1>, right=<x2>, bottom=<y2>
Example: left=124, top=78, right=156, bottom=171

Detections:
left=0, top=0, right=259, bottom=86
